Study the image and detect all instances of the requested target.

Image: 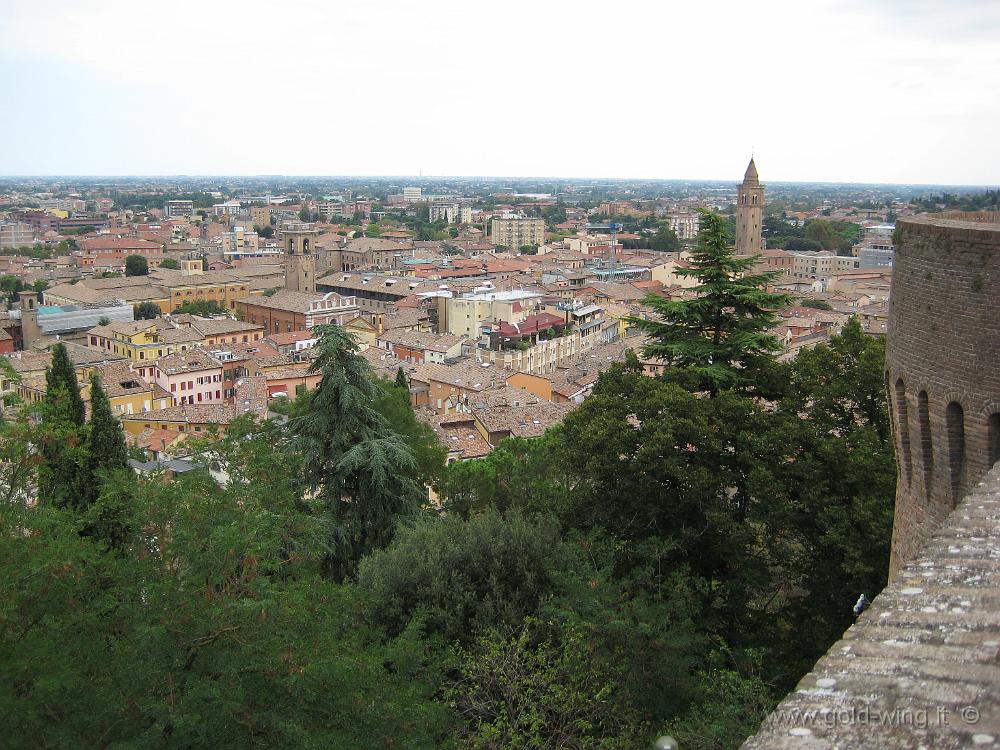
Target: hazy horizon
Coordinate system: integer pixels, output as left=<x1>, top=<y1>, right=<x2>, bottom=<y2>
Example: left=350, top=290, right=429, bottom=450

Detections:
left=0, top=174, right=994, bottom=190
left=3, top=0, right=998, bottom=184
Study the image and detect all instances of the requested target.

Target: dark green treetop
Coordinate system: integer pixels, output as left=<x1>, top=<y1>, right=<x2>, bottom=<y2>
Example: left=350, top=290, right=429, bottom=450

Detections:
left=124, top=254, right=148, bottom=276
left=78, top=373, right=129, bottom=512
left=629, top=210, right=791, bottom=396
left=290, top=324, right=425, bottom=579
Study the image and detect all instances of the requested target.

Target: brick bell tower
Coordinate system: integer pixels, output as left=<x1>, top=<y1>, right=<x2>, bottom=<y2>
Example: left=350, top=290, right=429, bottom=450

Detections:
left=736, top=157, right=764, bottom=255
left=282, top=221, right=319, bottom=293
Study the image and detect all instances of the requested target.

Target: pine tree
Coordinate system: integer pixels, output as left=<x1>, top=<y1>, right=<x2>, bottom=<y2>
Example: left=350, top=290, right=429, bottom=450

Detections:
left=290, top=325, right=424, bottom=579
left=394, top=366, right=408, bottom=389
left=629, top=210, right=791, bottom=396
left=37, top=343, right=87, bottom=507
left=79, top=373, right=129, bottom=511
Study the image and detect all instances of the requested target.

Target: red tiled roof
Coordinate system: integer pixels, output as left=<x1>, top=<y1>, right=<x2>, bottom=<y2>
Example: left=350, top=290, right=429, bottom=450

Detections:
left=495, top=312, right=564, bottom=337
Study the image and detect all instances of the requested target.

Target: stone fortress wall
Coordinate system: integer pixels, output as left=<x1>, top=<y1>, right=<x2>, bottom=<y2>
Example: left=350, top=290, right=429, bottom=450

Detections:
left=743, top=212, right=1000, bottom=748
left=886, top=212, right=1000, bottom=575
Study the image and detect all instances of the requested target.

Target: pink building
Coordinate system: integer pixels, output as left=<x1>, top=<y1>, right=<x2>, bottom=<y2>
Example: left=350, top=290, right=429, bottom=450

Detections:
left=145, top=348, right=224, bottom=406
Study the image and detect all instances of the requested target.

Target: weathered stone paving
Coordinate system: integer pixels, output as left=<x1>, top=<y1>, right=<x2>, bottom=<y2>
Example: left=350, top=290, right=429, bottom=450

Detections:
left=742, top=463, right=1000, bottom=749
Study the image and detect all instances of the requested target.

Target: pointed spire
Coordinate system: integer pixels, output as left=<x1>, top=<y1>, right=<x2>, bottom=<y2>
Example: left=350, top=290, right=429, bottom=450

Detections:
left=743, top=157, right=759, bottom=185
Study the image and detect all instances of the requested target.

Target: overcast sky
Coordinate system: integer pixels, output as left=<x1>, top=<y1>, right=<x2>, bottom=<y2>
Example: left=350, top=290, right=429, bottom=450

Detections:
left=1, top=0, right=997, bottom=184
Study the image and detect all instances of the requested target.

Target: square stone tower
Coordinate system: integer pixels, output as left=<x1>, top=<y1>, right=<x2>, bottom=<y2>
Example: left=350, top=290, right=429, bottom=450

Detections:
left=281, top=221, right=319, bottom=293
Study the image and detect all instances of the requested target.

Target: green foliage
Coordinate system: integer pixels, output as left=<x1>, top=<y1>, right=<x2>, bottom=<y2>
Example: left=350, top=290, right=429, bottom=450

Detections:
left=803, top=219, right=861, bottom=255
left=911, top=189, right=999, bottom=212
left=37, top=344, right=87, bottom=508
left=124, top=254, right=149, bottom=276
left=77, top=373, right=129, bottom=514
left=764, top=319, right=895, bottom=670
left=374, top=380, right=447, bottom=487
left=666, top=651, right=776, bottom=750
left=800, top=297, right=833, bottom=310
left=0, top=410, right=38, bottom=506
left=0, top=271, right=896, bottom=749
left=158, top=257, right=181, bottom=269
left=439, top=433, right=571, bottom=520
left=629, top=211, right=791, bottom=396
left=785, top=237, right=824, bottom=252
left=173, top=299, right=228, bottom=316
left=0, top=274, right=26, bottom=304
left=447, top=622, right=638, bottom=749
left=133, top=300, right=161, bottom=319
left=290, top=325, right=425, bottom=579
left=0, top=441, right=453, bottom=748
left=358, top=508, right=581, bottom=644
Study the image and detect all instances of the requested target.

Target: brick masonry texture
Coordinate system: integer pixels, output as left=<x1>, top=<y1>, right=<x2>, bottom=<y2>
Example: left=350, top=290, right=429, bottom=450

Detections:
left=741, top=212, right=1000, bottom=749
left=885, top=213, right=1000, bottom=576
left=741, top=464, right=1000, bottom=749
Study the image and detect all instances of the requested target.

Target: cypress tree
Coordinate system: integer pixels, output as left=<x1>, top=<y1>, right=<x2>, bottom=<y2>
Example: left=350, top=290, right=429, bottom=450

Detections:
left=394, top=366, right=408, bottom=390
left=45, top=343, right=85, bottom=426
left=629, top=210, right=791, bottom=396
left=79, top=373, right=129, bottom=510
left=38, top=343, right=87, bottom=507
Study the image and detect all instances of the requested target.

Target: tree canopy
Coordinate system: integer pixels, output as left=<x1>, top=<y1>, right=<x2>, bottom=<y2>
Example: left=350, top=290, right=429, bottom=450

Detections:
left=0, top=286, right=896, bottom=748
left=172, top=299, right=228, bottom=316
left=133, top=301, right=161, bottom=319
left=629, top=210, right=790, bottom=396
left=124, top=254, right=149, bottom=276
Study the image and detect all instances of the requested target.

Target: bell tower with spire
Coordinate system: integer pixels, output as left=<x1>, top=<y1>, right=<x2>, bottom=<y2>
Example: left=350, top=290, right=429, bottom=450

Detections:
left=736, top=157, right=764, bottom=255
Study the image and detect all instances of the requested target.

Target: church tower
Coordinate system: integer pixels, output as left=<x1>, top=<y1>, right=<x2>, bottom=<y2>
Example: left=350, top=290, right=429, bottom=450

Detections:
left=281, top=221, right=319, bottom=293
left=735, top=157, right=764, bottom=255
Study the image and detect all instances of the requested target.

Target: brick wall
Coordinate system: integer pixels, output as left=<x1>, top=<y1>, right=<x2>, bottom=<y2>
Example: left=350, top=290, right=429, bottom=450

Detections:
left=885, top=212, right=1000, bottom=576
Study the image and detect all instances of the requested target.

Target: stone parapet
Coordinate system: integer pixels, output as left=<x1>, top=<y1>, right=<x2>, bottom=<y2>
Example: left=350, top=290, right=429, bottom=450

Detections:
left=742, top=463, right=1000, bottom=749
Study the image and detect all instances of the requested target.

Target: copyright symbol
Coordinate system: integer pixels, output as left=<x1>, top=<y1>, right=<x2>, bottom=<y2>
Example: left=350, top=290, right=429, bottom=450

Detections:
left=961, top=706, right=980, bottom=724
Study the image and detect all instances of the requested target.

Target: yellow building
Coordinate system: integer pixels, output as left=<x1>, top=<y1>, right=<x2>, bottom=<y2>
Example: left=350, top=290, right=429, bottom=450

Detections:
left=5, top=345, right=171, bottom=416
left=45, top=270, right=255, bottom=315
left=345, top=316, right=379, bottom=349
left=158, top=271, right=253, bottom=312
left=85, top=317, right=265, bottom=364
left=86, top=320, right=203, bottom=363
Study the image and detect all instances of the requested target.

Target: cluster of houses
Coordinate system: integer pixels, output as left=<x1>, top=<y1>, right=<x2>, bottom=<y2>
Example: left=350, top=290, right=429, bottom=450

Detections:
left=0, top=181, right=894, bottom=477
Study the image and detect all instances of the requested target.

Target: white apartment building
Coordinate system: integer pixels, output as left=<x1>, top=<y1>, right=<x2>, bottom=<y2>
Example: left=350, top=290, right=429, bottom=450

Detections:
left=164, top=200, right=194, bottom=218
left=664, top=212, right=700, bottom=240
left=429, top=203, right=473, bottom=224
left=490, top=217, right=545, bottom=249
left=403, top=187, right=423, bottom=203
left=446, top=289, right=543, bottom=339
left=212, top=200, right=243, bottom=216
left=791, top=251, right=861, bottom=288
left=218, top=226, right=265, bottom=259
